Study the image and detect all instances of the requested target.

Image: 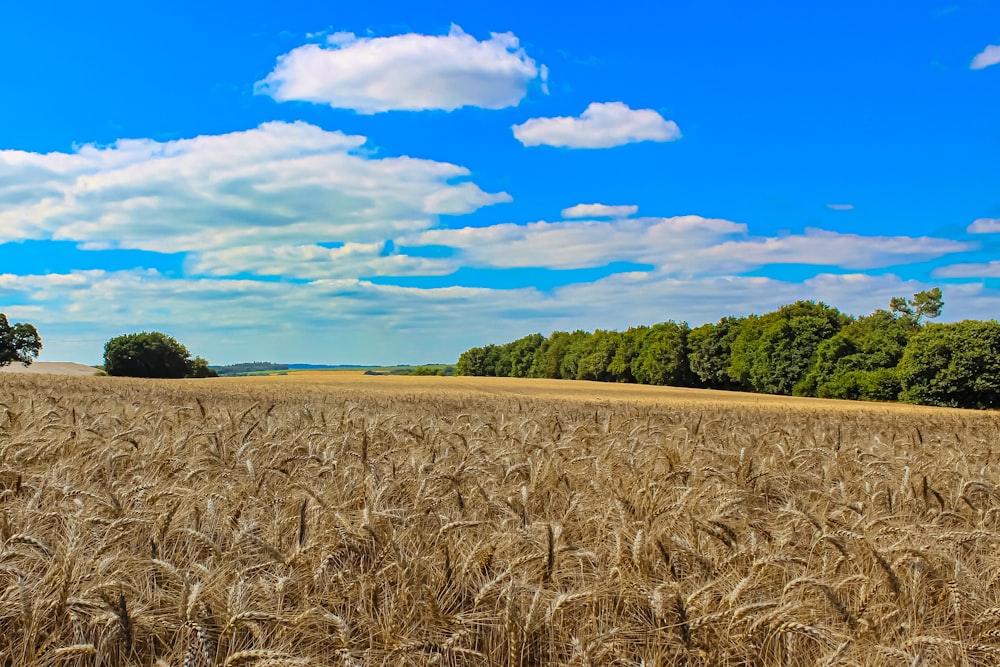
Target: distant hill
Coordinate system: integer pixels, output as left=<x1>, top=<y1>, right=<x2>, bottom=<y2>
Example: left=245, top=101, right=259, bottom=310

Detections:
left=211, top=362, right=456, bottom=376
left=212, top=362, right=288, bottom=376
left=285, top=363, right=447, bottom=370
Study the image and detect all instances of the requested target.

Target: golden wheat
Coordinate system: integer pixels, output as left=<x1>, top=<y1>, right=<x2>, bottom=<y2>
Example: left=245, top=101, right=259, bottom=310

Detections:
left=1, top=372, right=999, bottom=665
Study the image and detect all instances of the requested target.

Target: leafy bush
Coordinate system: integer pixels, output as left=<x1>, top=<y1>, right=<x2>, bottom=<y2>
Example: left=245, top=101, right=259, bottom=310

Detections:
left=815, top=368, right=901, bottom=402
left=104, top=332, right=216, bottom=379
left=411, top=366, right=445, bottom=376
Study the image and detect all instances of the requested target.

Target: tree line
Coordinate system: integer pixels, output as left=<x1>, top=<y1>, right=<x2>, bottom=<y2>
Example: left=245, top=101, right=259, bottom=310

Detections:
left=0, top=320, right=218, bottom=379
left=213, top=361, right=289, bottom=376
left=456, top=288, right=1000, bottom=410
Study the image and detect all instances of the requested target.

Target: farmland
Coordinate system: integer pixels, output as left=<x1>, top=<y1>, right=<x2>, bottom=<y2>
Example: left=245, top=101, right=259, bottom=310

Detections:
left=2, top=372, right=1000, bottom=666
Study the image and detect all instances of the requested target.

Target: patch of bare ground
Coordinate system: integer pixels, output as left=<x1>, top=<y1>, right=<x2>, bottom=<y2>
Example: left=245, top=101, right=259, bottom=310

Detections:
left=0, top=361, right=100, bottom=376
left=1, top=372, right=999, bottom=665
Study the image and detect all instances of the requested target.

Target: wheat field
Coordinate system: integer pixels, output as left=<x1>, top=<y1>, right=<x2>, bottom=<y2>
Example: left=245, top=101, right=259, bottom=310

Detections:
left=2, top=372, right=1000, bottom=666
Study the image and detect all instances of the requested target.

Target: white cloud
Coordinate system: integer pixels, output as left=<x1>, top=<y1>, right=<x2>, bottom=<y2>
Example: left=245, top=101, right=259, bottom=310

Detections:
left=933, top=261, right=1000, bottom=278
left=0, top=121, right=510, bottom=257
left=404, top=216, right=746, bottom=270
left=512, top=102, right=681, bottom=148
left=1, top=120, right=990, bottom=365
left=7, top=268, right=996, bottom=366
left=0, top=269, right=545, bottom=363
left=404, top=220, right=971, bottom=274
left=968, top=218, right=1000, bottom=233
left=692, top=228, right=974, bottom=271
left=257, top=25, right=541, bottom=113
left=326, top=32, right=357, bottom=47
left=826, top=203, right=854, bottom=211
left=971, top=45, right=1000, bottom=70
left=561, top=203, right=638, bottom=218
left=188, top=243, right=458, bottom=280
left=551, top=271, right=947, bottom=328
left=424, top=182, right=512, bottom=214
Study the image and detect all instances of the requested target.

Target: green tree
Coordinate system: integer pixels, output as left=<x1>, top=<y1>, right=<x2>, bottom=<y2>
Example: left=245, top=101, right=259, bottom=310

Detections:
left=508, top=333, right=544, bottom=378
left=607, top=326, right=649, bottom=383
left=487, top=344, right=512, bottom=377
left=898, top=320, right=1000, bottom=409
left=729, top=301, right=849, bottom=395
left=687, top=316, right=744, bottom=390
left=103, top=332, right=211, bottom=379
left=187, top=356, right=218, bottom=378
left=557, top=331, right=593, bottom=380
left=889, top=287, right=944, bottom=324
left=0, top=314, right=42, bottom=367
left=799, top=309, right=914, bottom=401
left=576, top=330, right=620, bottom=381
left=631, top=321, right=693, bottom=386
left=456, top=346, right=490, bottom=376
left=529, top=331, right=573, bottom=379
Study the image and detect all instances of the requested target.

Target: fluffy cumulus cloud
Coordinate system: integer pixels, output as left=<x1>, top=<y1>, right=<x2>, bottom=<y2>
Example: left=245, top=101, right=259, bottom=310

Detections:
left=1, top=122, right=969, bottom=282
left=257, top=25, right=542, bottom=113
left=0, top=121, right=510, bottom=262
left=512, top=102, right=681, bottom=148
left=971, top=45, right=1000, bottom=70
left=968, top=218, right=1000, bottom=233
left=561, top=203, right=638, bottom=218
left=1, top=122, right=992, bottom=364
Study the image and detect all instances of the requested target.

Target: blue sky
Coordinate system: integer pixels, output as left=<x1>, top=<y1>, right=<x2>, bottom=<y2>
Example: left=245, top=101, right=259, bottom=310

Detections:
left=1, top=0, right=998, bottom=364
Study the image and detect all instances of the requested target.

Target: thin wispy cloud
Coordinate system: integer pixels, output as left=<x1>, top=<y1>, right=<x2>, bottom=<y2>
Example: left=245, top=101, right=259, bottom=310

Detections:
left=188, top=243, right=458, bottom=280
left=561, top=203, right=638, bottom=218
left=257, top=25, right=542, bottom=112
left=403, top=220, right=971, bottom=274
left=405, top=216, right=744, bottom=270
left=694, top=229, right=973, bottom=271
left=826, top=203, right=854, bottom=211
left=7, top=267, right=993, bottom=364
left=933, top=261, right=1000, bottom=278
left=512, top=102, right=681, bottom=148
